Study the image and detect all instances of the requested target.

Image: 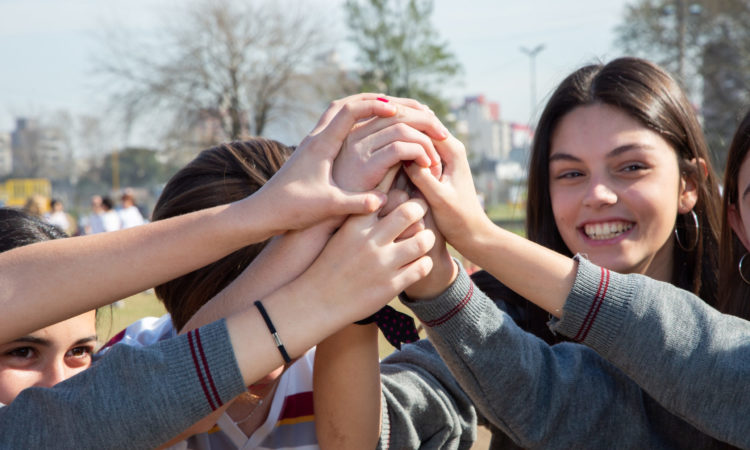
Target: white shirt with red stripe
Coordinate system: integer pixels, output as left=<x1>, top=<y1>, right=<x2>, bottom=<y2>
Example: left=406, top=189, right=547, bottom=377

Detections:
left=99, top=314, right=319, bottom=449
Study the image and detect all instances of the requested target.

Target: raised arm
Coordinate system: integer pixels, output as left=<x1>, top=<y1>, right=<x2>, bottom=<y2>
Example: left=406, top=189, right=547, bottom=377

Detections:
left=548, top=257, right=750, bottom=447
left=406, top=131, right=743, bottom=446
left=0, top=95, right=397, bottom=342
left=0, top=181, right=435, bottom=448
left=314, top=101, right=452, bottom=448
left=404, top=132, right=576, bottom=316
left=182, top=94, right=448, bottom=332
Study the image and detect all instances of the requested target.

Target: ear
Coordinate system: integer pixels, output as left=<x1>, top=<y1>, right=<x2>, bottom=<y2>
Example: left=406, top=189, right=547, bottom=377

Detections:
left=677, top=158, right=705, bottom=214
left=728, top=203, right=750, bottom=251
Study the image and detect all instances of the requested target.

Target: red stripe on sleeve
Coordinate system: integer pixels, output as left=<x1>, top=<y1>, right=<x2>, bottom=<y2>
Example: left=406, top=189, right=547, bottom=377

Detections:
left=194, top=328, right=223, bottom=408
left=188, top=330, right=217, bottom=411
left=423, top=283, right=474, bottom=328
left=574, top=268, right=610, bottom=342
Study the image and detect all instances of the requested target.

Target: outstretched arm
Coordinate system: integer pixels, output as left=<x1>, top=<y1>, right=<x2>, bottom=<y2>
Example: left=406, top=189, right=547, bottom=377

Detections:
left=1, top=186, right=435, bottom=449
left=315, top=122, right=458, bottom=449
left=407, top=131, right=746, bottom=446
left=404, top=132, right=576, bottom=317
left=0, top=95, right=398, bottom=342
left=182, top=94, right=447, bottom=333
left=548, top=257, right=750, bottom=447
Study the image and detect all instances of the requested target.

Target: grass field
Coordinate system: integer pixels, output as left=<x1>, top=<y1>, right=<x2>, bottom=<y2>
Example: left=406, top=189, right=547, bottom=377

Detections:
left=96, top=291, right=167, bottom=344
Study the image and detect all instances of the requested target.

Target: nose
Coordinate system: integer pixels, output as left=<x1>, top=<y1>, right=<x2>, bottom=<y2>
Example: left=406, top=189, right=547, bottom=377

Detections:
left=582, top=180, right=617, bottom=209
left=35, top=360, right=71, bottom=388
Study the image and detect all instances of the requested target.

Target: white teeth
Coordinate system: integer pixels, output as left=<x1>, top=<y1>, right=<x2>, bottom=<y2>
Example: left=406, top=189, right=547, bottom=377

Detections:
left=584, top=222, right=633, bottom=240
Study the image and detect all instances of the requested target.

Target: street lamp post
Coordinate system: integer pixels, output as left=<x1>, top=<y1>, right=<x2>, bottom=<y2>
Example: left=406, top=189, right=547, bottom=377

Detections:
left=520, top=44, right=545, bottom=119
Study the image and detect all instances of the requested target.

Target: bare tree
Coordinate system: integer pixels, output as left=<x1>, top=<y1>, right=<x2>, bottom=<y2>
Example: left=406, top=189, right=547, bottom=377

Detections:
left=93, top=0, right=336, bottom=153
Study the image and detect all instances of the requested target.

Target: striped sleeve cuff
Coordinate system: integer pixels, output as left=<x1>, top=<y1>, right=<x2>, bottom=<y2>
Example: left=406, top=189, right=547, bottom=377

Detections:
left=403, top=260, right=481, bottom=332
left=166, top=319, right=247, bottom=414
left=550, top=255, right=632, bottom=356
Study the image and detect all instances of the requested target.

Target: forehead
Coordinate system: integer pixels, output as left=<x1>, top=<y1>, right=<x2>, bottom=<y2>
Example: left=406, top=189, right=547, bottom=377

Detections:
left=550, top=104, right=676, bottom=159
left=20, top=311, right=97, bottom=346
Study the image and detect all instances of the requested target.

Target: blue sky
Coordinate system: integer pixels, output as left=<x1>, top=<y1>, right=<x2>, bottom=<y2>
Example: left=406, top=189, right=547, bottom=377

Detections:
left=0, top=0, right=629, bottom=143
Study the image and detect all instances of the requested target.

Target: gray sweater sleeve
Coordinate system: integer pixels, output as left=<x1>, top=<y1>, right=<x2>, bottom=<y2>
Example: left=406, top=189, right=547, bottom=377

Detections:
left=0, top=319, right=247, bottom=449
left=376, top=339, right=479, bottom=450
left=403, top=263, right=729, bottom=449
left=551, top=255, right=750, bottom=448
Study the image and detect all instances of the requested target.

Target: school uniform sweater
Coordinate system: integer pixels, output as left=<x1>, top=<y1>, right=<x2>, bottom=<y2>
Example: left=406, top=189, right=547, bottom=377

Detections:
left=551, top=255, right=750, bottom=448
left=402, top=262, right=736, bottom=449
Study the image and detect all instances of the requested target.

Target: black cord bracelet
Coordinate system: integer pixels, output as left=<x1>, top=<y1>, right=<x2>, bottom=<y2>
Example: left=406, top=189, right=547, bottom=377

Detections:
left=254, top=300, right=292, bottom=364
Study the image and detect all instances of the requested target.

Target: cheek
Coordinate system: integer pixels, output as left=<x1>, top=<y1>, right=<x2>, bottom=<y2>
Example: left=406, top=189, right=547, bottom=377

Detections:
left=0, top=368, right=39, bottom=405
left=549, top=190, right=577, bottom=230
left=625, top=183, right=678, bottom=227
left=66, top=364, right=91, bottom=379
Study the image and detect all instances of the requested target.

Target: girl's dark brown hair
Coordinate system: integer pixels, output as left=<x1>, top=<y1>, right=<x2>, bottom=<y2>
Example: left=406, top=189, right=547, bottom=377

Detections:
left=718, top=109, right=750, bottom=320
left=476, top=57, right=722, bottom=343
left=152, top=139, right=292, bottom=331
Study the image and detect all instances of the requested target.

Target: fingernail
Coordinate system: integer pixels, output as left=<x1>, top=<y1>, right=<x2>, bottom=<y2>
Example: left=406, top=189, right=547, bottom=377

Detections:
left=377, top=97, right=389, bottom=103
left=440, top=126, right=449, bottom=139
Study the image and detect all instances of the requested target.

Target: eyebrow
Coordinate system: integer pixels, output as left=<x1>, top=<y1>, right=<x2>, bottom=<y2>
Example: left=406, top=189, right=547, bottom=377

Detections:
left=73, top=336, right=98, bottom=346
left=9, top=335, right=97, bottom=347
left=742, top=184, right=750, bottom=201
left=11, top=336, right=50, bottom=346
left=549, top=143, right=655, bottom=163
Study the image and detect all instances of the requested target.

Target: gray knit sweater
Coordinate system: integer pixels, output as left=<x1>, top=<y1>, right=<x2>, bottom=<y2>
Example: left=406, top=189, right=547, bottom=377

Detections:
left=551, top=255, right=750, bottom=448
left=403, top=263, right=735, bottom=449
left=0, top=320, right=247, bottom=449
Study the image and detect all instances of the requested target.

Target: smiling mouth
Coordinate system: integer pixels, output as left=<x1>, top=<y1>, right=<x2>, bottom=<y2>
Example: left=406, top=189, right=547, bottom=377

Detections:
left=583, top=221, right=634, bottom=240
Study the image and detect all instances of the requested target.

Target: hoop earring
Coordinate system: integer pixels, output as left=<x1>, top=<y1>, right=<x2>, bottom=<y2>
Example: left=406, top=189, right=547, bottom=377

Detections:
left=739, top=253, right=750, bottom=285
left=674, top=209, right=699, bottom=251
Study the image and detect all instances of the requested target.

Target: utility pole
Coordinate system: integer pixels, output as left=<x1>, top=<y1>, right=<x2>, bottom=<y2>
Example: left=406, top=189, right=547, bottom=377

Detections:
left=112, top=148, right=119, bottom=193
left=520, top=44, right=545, bottom=119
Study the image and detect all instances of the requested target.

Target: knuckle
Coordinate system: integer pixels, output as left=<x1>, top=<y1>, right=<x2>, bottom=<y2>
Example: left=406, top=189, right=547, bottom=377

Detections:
left=416, top=231, right=433, bottom=253
left=394, top=122, right=412, bottom=134
left=340, top=102, right=354, bottom=114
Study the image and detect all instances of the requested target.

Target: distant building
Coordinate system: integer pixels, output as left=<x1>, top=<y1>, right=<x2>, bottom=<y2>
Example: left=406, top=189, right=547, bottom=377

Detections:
left=0, top=132, right=11, bottom=177
left=454, top=95, right=505, bottom=163
left=10, top=118, right=69, bottom=180
left=453, top=95, right=533, bottom=205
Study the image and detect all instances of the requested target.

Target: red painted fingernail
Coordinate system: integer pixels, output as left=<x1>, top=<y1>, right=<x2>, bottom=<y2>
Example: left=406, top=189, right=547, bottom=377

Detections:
left=377, top=97, right=389, bottom=103
left=404, top=161, right=412, bottom=167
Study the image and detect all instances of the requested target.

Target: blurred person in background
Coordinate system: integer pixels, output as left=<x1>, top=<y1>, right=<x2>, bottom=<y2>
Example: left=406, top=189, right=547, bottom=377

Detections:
left=101, top=196, right=122, bottom=232
left=44, top=198, right=76, bottom=236
left=82, top=195, right=105, bottom=235
left=118, top=189, right=145, bottom=229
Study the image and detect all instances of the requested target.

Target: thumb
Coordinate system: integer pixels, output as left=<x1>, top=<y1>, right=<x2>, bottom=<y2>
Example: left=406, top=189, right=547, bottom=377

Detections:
left=331, top=190, right=387, bottom=216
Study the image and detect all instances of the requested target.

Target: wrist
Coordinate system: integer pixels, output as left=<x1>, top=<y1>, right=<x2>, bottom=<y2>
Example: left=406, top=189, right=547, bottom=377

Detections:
left=449, top=215, right=497, bottom=260
left=404, top=252, right=458, bottom=300
left=232, top=192, right=279, bottom=243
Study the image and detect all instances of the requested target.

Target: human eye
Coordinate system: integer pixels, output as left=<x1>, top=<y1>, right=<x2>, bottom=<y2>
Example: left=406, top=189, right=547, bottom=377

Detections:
left=66, top=346, right=93, bottom=360
left=6, top=347, right=35, bottom=359
left=551, top=168, right=584, bottom=180
left=620, top=162, right=648, bottom=173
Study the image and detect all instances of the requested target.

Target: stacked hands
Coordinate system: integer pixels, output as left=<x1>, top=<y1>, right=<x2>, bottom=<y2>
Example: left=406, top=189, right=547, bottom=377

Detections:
left=261, top=92, right=489, bottom=325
